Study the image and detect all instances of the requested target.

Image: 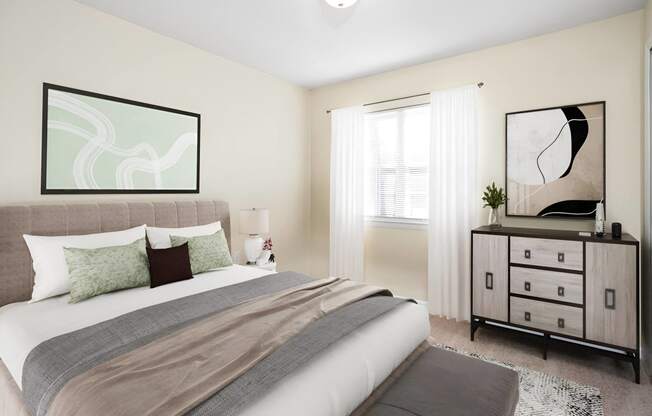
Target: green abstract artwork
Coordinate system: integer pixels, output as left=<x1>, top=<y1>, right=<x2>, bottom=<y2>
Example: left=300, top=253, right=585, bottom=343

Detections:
left=42, top=84, right=200, bottom=194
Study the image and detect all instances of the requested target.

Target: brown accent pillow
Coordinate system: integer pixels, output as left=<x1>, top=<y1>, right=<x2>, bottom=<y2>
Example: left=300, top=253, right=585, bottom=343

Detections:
left=146, top=242, right=193, bottom=288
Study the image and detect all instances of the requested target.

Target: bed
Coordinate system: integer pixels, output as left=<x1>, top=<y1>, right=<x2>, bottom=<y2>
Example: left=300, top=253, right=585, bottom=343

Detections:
left=0, top=201, right=430, bottom=416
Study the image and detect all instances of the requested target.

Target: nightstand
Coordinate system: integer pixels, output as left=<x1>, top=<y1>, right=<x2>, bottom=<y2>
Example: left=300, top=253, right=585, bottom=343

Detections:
left=247, top=262, right=277, bottom=273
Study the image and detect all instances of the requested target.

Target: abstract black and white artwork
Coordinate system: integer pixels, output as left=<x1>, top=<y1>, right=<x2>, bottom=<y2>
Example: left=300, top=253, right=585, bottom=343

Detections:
left=506, top=102, right=605, bottom=218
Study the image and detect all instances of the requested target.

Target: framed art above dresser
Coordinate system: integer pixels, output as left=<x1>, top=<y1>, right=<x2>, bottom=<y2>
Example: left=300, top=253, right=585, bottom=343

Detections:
left=505, top=102, right=605, bottom=219
left=470, top=226, right=641, bottom=383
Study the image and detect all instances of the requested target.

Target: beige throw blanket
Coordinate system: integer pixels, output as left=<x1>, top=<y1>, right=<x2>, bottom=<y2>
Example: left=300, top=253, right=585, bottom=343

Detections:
left=48, top=277, right=391, bottom=416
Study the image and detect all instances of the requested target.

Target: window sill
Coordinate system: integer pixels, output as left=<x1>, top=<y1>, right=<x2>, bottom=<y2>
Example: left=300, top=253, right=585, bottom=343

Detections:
left=365, top=217, right=428, bottom=230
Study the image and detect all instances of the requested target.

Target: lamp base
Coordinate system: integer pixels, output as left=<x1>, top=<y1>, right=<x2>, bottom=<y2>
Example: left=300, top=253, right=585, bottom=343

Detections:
left=244, top=235, right=264, bottom=263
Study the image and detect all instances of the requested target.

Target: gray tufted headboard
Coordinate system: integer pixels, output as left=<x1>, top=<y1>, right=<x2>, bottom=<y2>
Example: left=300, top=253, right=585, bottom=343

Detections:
left=0, top=200, right=230, bottom=307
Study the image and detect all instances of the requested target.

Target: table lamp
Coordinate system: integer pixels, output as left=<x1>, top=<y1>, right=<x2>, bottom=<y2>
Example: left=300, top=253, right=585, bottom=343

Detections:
left=239, top=208, right=269, bottom=264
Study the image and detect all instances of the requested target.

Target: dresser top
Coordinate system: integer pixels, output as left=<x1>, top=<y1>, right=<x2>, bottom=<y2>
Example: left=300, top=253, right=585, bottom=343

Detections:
left=473, top=226, right=638, bottom=245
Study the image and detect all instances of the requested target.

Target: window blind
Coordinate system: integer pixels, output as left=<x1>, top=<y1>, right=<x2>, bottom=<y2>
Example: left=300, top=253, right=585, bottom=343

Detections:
left=364, top=105, right=430, bottom=221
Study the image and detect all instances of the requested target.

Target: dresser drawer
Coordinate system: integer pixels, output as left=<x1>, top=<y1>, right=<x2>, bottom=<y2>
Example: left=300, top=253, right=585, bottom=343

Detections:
left=510, top=297, right=583, bottom=338
left=510, top=267, right=583, bottom=304
left=510, top=237, right=583, bottom=271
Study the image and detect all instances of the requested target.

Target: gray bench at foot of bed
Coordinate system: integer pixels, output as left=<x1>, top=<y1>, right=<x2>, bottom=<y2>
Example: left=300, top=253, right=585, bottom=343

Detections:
left=364, top=347, right=519, bottom=416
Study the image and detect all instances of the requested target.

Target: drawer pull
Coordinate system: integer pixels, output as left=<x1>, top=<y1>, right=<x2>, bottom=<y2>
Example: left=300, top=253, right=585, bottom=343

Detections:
left=485, top=272, right=493, bottom=290
left=524, top=249, right=531, bottom=259
left=605, top=289, right=616, bottom=310
left=524, top=281, right=531, bottom=291
left=558, top=286, right=565, bottom=297
left=557, top=318, right=565, bottom=329
left=557, top=252, right=565, bottom=263
left=524, top=311, right=531, bottom=322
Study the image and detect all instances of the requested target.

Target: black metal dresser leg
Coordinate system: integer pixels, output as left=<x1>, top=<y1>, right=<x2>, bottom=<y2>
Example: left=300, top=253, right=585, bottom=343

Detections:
left=542, top=334, right=550, bottom=360
left=633, top=354, right=641, bottom=384
left=470, top=320, right=478, bottom=341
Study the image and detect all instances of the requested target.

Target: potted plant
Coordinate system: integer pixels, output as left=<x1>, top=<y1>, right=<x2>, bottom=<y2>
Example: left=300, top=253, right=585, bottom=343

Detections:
left=482, top=182, right=507, bottom=228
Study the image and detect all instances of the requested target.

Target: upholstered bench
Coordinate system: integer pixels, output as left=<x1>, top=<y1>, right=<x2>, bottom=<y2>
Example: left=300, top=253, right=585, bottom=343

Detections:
left=364, top=346, right=520, bottom=416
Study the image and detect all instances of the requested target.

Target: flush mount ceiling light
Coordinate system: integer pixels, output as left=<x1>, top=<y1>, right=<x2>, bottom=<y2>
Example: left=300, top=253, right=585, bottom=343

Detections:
left=325, top=0, right=358, bottom=8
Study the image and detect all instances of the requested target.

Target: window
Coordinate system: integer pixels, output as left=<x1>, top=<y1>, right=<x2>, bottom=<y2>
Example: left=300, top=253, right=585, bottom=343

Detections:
left=364, top=105, right=430, bottom=223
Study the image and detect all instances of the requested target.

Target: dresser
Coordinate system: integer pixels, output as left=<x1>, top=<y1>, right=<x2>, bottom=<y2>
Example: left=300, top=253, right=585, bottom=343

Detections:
left=470, top=226, right=640, bottom=383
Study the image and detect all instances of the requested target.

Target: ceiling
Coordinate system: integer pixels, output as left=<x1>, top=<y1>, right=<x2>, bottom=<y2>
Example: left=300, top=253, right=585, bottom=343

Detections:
left=76, top=0, right=646, bottom=88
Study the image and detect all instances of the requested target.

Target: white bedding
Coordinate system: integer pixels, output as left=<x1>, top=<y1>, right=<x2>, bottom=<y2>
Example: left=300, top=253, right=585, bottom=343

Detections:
left=0, top=265, right=429, bottom=416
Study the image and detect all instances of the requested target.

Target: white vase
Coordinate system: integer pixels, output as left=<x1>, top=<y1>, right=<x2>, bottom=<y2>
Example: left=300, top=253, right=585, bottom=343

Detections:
left=488, top=207, right=501, bottom=228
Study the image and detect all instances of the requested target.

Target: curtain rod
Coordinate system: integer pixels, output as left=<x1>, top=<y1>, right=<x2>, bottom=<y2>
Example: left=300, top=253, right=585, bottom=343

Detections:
left=326, top=82, right=484, bottom=114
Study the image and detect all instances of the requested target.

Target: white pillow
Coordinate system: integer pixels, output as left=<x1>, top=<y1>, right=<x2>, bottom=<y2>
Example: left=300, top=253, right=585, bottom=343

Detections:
left=23, top=225, right=146, bottom=302
left=146, top=221, right=222, bottom=249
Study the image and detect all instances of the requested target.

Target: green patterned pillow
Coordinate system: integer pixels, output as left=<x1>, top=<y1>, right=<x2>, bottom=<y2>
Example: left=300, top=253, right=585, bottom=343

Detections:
left=64, top=238, right=150, bottom=303
left=170, top=229, right=233, bottom=275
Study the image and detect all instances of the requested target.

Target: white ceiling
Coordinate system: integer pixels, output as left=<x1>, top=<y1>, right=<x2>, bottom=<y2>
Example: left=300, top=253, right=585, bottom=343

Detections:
left=76, top=0, right=645, bottom=88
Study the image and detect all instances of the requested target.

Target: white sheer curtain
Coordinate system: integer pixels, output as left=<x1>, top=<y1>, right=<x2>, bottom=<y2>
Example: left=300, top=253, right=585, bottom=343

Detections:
left=330, top=106, right=365, bottom=281
left=428, top=85, right=479, bottom=320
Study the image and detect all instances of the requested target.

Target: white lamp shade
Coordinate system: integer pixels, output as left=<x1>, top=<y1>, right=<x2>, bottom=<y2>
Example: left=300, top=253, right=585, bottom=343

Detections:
left=239, top=208, right=269, bottom=235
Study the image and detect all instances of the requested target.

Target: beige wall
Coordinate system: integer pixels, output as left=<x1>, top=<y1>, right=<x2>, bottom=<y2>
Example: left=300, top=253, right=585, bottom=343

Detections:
left=309, top=11, right=644, bottom=299
left=364, top=226, right=428, bottom=300
left=0, top=0, right=310, bottom=272
left=647, top=0, right=652, bottom=43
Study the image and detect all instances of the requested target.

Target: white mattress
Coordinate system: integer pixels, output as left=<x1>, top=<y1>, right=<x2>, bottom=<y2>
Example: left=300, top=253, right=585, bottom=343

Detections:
left=0, top=265, right=429, bottom=416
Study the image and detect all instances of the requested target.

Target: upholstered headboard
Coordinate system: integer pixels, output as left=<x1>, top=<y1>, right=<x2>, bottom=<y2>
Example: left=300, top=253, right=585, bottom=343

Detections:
left=0, top=200, right=230, bottom=307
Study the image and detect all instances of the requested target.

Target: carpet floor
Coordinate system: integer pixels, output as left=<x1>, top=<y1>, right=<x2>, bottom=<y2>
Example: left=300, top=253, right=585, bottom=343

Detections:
left=427, top=316, right=652, bottom=416
left=432, top=343, right=603, bottom=415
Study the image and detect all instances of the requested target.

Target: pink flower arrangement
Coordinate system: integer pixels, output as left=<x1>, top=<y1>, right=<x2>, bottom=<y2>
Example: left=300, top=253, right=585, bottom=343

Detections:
left=263, top=238, right=273, bottom=251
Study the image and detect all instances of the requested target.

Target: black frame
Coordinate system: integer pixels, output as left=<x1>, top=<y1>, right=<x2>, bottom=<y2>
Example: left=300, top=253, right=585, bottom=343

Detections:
left=470, top=226, right=641, bottom=383
left=505, top=101, right=606, bottom=219
left=41, top=83, right=201, bottom=194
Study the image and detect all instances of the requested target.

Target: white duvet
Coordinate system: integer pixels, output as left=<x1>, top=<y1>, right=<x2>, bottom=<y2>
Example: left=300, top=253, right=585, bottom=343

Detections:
left=0, top=265, right=429, bottom=416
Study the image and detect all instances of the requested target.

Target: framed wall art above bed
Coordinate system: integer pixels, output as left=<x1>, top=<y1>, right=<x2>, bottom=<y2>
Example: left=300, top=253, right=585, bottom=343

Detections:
left=505, top=101, right=605, bottom=219
left=41, top=83, right=201, bottom=194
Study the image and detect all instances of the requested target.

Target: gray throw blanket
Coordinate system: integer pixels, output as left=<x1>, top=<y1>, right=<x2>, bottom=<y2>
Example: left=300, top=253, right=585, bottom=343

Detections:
left=22, top=272, right=410, bottom=416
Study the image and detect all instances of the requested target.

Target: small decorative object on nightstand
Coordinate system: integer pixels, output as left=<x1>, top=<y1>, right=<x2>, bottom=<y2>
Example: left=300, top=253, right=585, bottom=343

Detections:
left=239, top=208, right=269, bottom=264
left=257, top=238, right=274, bottom=266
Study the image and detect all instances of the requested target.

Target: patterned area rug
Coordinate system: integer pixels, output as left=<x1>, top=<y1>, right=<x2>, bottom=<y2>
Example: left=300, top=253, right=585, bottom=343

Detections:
left=433, top=344, right=604, bottom=416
